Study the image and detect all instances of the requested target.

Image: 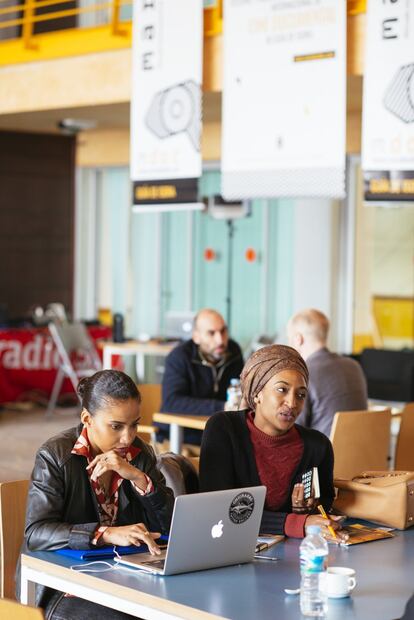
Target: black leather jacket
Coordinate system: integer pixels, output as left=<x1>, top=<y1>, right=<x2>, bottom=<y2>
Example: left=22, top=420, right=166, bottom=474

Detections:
left=17, top=424, right=174, bottom=607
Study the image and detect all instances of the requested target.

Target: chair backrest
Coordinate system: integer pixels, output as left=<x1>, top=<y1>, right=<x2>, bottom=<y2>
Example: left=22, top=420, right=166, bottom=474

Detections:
left=187, top=456, right=200, bottom=473
left=330, top=409, right=391, bottom=480
left=0, top=599, right=44, bottom=618
left=0, top=480, right=30, bottom=599
left=138, top=384, right=161, bottom=427
left=49, top=321, right=101, bottom=376
left=395, top=402, right=414, bottom=471
left=136, top=384, right=161, bottom=444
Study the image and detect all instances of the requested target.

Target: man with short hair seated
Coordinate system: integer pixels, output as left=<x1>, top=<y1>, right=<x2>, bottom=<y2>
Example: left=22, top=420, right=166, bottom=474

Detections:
left=160, top=308, right=244, bottom=446
left=287, top=308, right=368, bottom=437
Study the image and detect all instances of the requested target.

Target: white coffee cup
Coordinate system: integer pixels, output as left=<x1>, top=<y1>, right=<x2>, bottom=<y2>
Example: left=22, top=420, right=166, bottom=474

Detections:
left=322, top=567, right=357, bottom=598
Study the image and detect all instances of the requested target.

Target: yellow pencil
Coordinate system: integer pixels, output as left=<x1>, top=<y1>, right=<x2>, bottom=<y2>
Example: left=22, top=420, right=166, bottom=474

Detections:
left=317, top=504, right=337, bottom=541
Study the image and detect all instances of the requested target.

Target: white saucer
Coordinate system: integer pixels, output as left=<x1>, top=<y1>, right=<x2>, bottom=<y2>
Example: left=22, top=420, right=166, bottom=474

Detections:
left=327, top=592, right=351, bottom=599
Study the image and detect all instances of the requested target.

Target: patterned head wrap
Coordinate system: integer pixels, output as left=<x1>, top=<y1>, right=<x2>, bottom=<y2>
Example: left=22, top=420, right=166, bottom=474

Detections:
left=240, top=344, right=309, bottom=411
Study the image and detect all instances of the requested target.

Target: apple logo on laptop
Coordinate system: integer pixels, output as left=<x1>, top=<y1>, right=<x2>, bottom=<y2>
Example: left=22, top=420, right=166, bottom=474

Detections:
left=211, top=519, right=224, bottom=539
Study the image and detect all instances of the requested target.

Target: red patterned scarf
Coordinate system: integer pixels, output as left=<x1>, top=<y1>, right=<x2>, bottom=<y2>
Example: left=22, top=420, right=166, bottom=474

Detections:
left=71, top=426, right=141, bottom=525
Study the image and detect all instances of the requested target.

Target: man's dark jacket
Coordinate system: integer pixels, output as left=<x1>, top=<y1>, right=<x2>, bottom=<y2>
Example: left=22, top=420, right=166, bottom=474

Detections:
left=16, top=424, right=174, bottom=608
left=160, top=338, right=244, bottom=443
left=161, top=338, right=244, bottom=415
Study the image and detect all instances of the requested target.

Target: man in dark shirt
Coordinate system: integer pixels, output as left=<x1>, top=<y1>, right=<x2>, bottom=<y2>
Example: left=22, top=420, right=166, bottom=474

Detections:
left=287, top=308, right=368, bottom=437
left=160, top=308, right=244, bottom=445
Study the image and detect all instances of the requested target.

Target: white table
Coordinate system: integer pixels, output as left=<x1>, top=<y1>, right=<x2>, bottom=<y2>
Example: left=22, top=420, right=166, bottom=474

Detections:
left=21, top=528, right=414, bottom=620
left=152, top=413, right=208, bottom=454
left=101, top=340, right=176, bottom=382
left=20, top=553, right=221, bottom=620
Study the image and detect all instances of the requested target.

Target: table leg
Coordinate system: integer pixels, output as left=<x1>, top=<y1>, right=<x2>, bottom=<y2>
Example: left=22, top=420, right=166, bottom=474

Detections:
left=135, top=353, right=145, bottom=383
left=103, top=347, right=112, bottom=370
left=170, top=424, right=184, bottom=455
left=20, top=566, right=36, bottom=606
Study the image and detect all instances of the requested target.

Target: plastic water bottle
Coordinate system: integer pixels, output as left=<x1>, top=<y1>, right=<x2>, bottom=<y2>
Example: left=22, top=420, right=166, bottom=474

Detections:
left=225, top=378, right=242, bottom=411
left=300, top=525, right=328, bottom=617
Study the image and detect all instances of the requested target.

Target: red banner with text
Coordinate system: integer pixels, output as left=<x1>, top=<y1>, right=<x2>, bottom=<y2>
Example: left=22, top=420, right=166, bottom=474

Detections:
left=0, top=326, right=111, bottom=403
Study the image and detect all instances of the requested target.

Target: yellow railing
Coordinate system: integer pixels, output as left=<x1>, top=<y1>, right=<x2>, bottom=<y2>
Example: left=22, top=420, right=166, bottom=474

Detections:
left=204, top=0, right=222, bottom=37
left=348, top=0, right=366, bottom=15
left=0, top=0, right=363, bottom=65
left=0, top=0, right=223, bottom=50
left=0, top=0, right=132, bottom=47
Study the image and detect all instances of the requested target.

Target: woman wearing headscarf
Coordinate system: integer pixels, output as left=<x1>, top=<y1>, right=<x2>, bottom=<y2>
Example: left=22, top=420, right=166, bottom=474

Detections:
left=199, top=344, right=343, bottom=538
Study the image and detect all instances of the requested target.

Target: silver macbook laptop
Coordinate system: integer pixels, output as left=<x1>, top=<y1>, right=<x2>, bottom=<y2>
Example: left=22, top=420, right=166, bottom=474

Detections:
left=115, top=486, right=266, bottom=575
left=163, top=311, right=194, bottom=341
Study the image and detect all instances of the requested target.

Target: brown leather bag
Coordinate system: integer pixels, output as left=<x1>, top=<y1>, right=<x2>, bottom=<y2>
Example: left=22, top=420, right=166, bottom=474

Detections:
left=333, top=471, right=414, bottom=530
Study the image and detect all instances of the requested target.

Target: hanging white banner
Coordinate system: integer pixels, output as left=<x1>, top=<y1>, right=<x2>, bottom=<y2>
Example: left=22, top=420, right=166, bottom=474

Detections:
left=221, top=0, right=346, bottom=200
left=131, top=0, right=204, bottom=212
left=362, top=0, right=414, bottom=202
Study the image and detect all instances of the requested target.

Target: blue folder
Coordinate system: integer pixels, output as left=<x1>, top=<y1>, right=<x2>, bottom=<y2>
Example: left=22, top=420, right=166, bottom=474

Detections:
left=55, top=534, right=168, bottom=561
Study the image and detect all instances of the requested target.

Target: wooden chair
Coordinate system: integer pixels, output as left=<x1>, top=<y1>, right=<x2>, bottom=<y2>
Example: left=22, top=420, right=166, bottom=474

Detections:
left=0, top=598, right=44, bottom=618
left=137, top=384, right=161, bottom=445
left=330, top=409, right=391, bottom=479
left=0, top=480, right=30, bottom=600
left=187, top=456, right=200, bottom=473
left=395, top=403, right=414, bottom=470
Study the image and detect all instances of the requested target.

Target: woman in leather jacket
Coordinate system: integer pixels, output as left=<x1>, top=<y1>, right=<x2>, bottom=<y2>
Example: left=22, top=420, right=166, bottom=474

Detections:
left=18, top=369, right=174, bottom=620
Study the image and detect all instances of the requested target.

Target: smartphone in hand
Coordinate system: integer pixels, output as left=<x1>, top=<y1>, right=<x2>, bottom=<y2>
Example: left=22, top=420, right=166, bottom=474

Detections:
left=301, top=467, right=320, bottom=500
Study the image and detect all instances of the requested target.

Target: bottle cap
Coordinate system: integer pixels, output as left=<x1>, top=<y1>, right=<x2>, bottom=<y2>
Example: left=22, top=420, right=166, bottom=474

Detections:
left=230, top=378, right=240, bottom=386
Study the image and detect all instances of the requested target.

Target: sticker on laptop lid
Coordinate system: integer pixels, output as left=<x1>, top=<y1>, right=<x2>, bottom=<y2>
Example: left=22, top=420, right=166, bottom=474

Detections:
left=229, top=491, right=255, bottom=524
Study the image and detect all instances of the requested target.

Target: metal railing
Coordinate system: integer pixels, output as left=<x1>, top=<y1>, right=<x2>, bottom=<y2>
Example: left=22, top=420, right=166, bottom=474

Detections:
left=0, top=0, right=223, bottom=51
left=0, top=0, right=131, bottom=47
left=0, top=1, right=362, bottom=59
left=347, top=0, right=366, bottom=15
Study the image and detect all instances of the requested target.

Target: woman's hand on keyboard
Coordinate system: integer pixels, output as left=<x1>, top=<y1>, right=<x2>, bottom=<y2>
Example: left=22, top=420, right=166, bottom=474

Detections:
left=102, top=523, right=162, bottom=555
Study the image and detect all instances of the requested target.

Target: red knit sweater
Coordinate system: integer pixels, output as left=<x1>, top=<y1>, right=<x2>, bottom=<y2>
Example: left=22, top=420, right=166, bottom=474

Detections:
left=246, top=412, right=308, bottom=538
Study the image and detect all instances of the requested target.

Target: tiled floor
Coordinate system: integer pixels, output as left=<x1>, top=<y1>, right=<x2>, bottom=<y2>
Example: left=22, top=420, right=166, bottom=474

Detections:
left=0, top=405, right=81, bottom=482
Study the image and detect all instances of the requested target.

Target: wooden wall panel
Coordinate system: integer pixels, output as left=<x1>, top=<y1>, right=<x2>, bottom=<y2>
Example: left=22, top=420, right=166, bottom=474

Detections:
left=0, top=131, right=75, bottom=320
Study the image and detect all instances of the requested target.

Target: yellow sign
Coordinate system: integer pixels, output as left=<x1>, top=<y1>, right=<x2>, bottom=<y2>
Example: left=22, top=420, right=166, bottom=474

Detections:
left=369, top=178, right=414, bottom=196
left=135, top=185, right=178, bottom=201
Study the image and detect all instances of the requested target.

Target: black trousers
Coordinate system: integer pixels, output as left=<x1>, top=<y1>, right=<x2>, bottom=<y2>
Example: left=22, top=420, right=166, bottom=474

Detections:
left=45, top=592, right=139, bottom=620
